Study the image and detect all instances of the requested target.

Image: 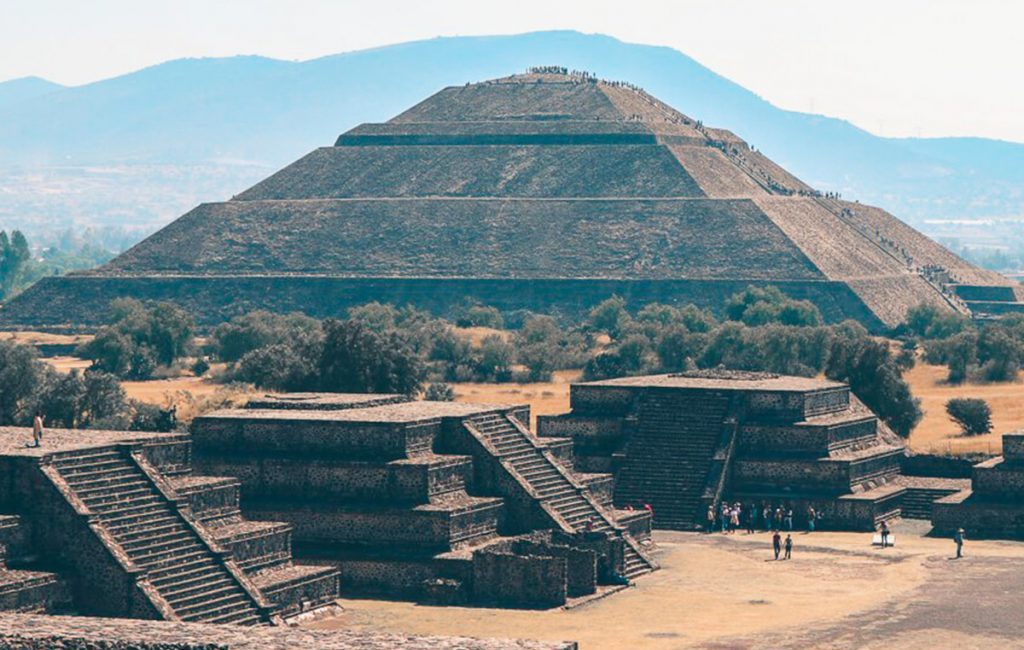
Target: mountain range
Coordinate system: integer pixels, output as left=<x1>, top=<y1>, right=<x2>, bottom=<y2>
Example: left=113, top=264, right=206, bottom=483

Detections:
left=1, top=30, right=1022, bottom=238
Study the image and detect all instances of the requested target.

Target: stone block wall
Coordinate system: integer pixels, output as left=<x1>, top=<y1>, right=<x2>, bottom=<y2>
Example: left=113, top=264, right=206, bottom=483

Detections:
left=471, top=551, right=567, bottom=609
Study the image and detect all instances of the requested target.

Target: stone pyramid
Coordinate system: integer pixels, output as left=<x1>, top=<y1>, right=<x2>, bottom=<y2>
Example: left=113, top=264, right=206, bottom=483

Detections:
left=5, top=69, right=1021, bottom=330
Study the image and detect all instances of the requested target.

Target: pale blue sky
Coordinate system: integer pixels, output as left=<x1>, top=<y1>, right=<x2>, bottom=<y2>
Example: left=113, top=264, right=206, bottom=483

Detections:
left=3, top=0, right=1022, bottom=142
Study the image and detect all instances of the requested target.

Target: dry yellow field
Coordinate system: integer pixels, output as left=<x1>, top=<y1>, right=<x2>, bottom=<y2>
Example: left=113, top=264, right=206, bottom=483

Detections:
left=903, top=361, right=1024, bottom=455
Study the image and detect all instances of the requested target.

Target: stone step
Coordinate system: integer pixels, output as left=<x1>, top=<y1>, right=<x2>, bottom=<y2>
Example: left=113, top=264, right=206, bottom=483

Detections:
left=178, top=592, right=255, bottom=622
left=149, top=558, right=221, bottom=585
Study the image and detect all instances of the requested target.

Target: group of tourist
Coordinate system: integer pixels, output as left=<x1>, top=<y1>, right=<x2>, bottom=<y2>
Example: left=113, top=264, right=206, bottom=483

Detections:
left=706, top=502, right=822, bottom=534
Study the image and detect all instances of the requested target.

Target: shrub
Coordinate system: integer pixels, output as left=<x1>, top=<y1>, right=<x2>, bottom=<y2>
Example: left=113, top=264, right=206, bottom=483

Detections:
left=425, top=382, right=455, bottom=402
left=946, top=398, right=993, bottom=436
left=456, top=305, right=505, bottom=330
left=725, top=286, right=822, bottom=327
left=76, top=298, right=195, bottom=379
left=588, top=296, right=631, bottom=339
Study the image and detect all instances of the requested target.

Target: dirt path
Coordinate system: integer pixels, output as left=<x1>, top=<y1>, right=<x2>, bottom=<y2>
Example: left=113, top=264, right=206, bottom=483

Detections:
left=308, top=527, right=1023, bottom=649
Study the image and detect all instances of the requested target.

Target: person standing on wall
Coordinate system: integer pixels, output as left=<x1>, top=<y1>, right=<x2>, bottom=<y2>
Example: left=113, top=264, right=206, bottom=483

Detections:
left=28, top=411, right=44, bottom=448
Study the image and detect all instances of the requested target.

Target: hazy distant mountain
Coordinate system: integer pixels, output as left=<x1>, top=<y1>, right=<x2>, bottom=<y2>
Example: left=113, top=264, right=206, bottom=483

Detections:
left=0, top=76, right=65, bottom=112
left=1, top=30, right=1022, bottom=234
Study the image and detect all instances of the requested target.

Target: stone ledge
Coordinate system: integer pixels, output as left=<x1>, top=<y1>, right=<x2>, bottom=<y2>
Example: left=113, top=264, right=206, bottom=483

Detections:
left=0, top=613, right=577, bottom=649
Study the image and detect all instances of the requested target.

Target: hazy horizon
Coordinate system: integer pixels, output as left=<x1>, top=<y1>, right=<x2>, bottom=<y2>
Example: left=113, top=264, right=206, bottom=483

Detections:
left=2, top=0, right=1023, bottom=144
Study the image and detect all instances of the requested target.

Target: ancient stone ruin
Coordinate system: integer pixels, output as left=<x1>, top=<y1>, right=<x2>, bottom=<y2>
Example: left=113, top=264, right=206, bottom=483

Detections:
left=4, top=70, right=1021, bottom=331
left=0, top=393, right=655, bottom=627
left=539, top=370, right=910, bottom=530
left=932, top=430, right=1024, bottom=537
left=0, top=426, right=339, bottom=623
left=190, top=394, right=655, bottom=607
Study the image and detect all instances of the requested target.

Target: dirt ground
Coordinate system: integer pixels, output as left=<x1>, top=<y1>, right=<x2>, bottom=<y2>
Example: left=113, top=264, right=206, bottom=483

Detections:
left=307, top=525, right=1024, bottom=649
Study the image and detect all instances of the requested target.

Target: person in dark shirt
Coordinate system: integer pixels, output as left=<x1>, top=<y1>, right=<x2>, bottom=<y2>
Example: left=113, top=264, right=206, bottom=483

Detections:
left=784, top=534, right=793, bottom=560
left=772, top=531, right=782, bottom=560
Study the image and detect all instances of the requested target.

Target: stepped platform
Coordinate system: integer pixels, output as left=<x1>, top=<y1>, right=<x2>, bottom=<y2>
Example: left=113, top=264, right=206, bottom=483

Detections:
left=894, top=476, right=970, bottom=520
left=931, top=431, right=1024, bottom=537
left=0, top=612, right=577, bottom=649
left=5, top=71, right=1017, bottom=334
left=190, top=396, right=655, bottom=605
left=0, top=426, right=340, bottom=625
left=540, top=370, right=906, bottom=532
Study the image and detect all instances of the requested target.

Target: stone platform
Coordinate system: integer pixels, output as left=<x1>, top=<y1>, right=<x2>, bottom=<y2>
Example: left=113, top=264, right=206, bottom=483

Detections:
left=191, top=396, right=656, bottom=607
left=0, top=425, right=340, bottom=624
left=539, top=370, right=908, bottom=531
left=932, top=431, right=1024, bottom=538
left=0, top=613, right=577, bottom=649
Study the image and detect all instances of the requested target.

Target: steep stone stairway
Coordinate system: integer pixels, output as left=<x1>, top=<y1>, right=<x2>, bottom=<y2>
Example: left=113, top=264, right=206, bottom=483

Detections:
left=467, top=413, right=655, bottom=579
left=614, top=392, right=731, bottom=530
left=49, top=448, right=269, bottom=625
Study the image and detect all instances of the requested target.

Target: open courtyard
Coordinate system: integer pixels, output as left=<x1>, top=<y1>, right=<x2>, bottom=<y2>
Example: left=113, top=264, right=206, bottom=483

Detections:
left=312, top=523, right=1024, bottom=649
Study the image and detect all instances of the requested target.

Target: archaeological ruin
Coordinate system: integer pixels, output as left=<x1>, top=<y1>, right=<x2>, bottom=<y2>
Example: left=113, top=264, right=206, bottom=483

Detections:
left=539, top=370, right=909, bottom=531
left=932, top=430, right=1024, bottom=538
left=3, top=70, right=1022, bottom=332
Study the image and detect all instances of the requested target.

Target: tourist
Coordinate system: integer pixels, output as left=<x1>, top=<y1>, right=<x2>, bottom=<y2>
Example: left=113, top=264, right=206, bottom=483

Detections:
left=784, top=507, right=794, bottom=532
left=807, top=506, right=816, bottom=533
left=720, top=503, right=729, bottom=533
left=706, top=505, right=716, bottom=533
left=955, top=528, right=965, bottom=558
left=585, top=517, right=596, bottom=532
left=772, top=530, right=782, bottom=560
left=879, top=521, right=891, bottom=548
left=746, top=502, right=757, bottom=534
left=28, top=411, right=44, bottom=448
left=784, top=534, right=793, bottom=560
left=762, top=504, right=772, bottom=532
left=730, top=504, right=740, bottom=534
left=774, top=507, right=783, bottom=531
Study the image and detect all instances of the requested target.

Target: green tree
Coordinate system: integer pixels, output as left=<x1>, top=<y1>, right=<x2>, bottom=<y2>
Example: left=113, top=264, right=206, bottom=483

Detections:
left=588, top=296, right=631, bottom=339
left=318, top=319, right=425, bottom=395
left=946, top=398, right=993, bottom=436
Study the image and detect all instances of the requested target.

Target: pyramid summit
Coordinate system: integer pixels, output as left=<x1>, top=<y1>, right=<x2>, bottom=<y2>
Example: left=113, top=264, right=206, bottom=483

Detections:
left=5, top=69, right=1022, bottom=330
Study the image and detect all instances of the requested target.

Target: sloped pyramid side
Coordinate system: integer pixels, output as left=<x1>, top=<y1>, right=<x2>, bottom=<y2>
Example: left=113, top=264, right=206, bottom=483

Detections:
left=1, top=72, right=1017, bottom=331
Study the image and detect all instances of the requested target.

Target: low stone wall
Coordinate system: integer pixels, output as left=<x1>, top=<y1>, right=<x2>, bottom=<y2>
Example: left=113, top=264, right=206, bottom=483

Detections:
left=901, top=454, right=976, bottom=479
left=972, top=460, right=1024, bottom=498
left=191, top=413, right=438, bottom=461
left=472, top=551, right=567, bottom=609
left=243, top=498, right=502, bottom=550
left=0, top=272, right=883, bottom=333
left=0, top=613, right=579, bottom=649
left=933, top=491, right=1024, bottom=538
left=194, top=455, right=472, bottom=504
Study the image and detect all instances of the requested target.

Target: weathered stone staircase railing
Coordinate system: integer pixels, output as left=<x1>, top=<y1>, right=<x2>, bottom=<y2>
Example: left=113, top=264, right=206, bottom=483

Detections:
left=45, top=445, right=277, bottom=626
left=463, top=413, right=656, bottom=579
left=699, top=398, right=743, bottom=526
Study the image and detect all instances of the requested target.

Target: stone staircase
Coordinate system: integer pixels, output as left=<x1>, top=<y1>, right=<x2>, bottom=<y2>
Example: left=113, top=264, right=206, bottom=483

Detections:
left=49, top=448, right=269, bottom=625
left=614, top=392, right=731, bottom=530
left=466, top=413, right=655, bottom=579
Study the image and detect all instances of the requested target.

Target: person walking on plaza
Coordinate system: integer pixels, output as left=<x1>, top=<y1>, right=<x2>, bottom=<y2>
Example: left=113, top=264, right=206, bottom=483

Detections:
left=879, top=521, right=891, bottom=548
left=730, top=504, right=740, bottom=534
left=772, top=530, right=782, bottom=560
left=706, top=505, right=716, bottom=533
left=784, top=534, right=793, bottom=560
left=721, top=503, right=729, bottom=533
left=763, top=504, right=772, bottom=532
left=955, top=528, right=965, bottom=559
left=746, top=502, right=757, bottom=534
left=807, top=506, right=816, bottom=533
left=784, top=507, right=794, bottom=532
left=28, top=412, right=44, bottom=448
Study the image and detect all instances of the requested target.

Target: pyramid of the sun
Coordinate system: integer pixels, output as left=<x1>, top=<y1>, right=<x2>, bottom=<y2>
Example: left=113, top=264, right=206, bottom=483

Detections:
left=5, top=70, right=1022, bottom=330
